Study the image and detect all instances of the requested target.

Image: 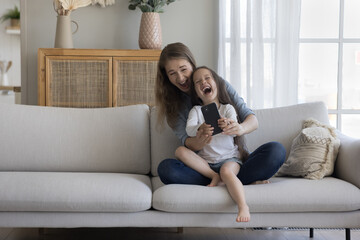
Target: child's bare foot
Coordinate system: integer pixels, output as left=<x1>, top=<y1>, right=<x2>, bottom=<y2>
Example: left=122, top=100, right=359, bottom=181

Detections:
left=251, top=180, right=270, bottom=185
left=208, top=174, right=221, bottom=187
left=236, top=205, right=250, bottom=222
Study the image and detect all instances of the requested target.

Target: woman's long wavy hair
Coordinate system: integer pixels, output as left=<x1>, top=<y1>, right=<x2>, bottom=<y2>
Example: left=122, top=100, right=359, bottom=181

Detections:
left=155, top=42, right=197, bottom=129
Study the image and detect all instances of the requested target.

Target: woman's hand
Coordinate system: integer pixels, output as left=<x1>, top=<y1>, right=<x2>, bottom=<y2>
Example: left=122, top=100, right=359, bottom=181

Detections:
left=218, top=114, right=258, bottom=137
left=218, top=118, right=246, bottom=136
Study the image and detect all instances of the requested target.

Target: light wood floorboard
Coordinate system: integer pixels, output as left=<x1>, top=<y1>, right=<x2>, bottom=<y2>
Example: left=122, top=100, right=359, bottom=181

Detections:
left=0, top=227, right=359, bottom=240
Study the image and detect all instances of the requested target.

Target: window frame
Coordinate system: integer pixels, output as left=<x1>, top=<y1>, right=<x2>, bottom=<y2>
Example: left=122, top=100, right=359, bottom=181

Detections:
left=299, top=0, right=360, bottom=132
left=222, top=0, right=360, bottom=136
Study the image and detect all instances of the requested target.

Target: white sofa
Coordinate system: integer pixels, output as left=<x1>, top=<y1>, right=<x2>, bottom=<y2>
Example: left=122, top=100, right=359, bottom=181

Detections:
left=0, top=102, right=359, bottom=238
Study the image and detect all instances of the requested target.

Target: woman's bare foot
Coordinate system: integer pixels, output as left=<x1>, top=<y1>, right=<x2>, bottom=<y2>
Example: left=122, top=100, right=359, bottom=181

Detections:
left=251, top=180, right=270, bottom=185
left=236, top=204, right=250, bottom=222
left=208, top=174, right=221, bottom=187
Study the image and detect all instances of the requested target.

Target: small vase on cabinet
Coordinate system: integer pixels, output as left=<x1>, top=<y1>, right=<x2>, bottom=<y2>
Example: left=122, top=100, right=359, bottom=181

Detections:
left=138, top=12, right=162, bottom=49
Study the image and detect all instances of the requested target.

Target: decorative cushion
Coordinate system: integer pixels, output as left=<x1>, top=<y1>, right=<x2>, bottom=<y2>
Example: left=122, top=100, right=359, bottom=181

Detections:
left=276, top=118, right=340, bottom=179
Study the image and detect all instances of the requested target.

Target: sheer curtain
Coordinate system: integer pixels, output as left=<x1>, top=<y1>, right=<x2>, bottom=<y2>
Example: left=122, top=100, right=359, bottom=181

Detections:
left=218, top=0, right=302, bottom=109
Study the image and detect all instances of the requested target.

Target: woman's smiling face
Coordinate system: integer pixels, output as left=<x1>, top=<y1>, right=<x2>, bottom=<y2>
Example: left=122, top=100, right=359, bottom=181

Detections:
left=165, top=58, right=193, bottom=93
left=193, top=68, right=218, bottom=105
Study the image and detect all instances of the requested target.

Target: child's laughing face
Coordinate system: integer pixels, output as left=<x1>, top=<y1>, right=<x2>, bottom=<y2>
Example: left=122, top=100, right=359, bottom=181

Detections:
left=193, top=68, right=218, bottom=105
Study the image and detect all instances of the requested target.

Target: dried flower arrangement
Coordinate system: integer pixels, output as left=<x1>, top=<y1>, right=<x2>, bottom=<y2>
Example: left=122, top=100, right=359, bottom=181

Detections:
left=54, top=0, right=115, bottom=16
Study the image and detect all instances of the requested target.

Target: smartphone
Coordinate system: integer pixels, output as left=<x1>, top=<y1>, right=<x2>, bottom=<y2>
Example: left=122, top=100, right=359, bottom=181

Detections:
left=201, top=102, right=222, bottom=136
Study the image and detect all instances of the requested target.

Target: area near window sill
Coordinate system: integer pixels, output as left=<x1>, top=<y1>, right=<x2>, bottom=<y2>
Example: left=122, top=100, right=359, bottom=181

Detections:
left=0, top=86, right=21, bottom=92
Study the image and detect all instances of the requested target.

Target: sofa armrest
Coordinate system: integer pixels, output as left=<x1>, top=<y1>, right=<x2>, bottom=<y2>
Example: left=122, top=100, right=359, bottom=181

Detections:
left=334, top=132, right=360, bottom=188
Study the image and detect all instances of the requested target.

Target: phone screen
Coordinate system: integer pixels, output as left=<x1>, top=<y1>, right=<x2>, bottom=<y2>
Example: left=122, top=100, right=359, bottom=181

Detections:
left=201, top=102, right=222, bottom=135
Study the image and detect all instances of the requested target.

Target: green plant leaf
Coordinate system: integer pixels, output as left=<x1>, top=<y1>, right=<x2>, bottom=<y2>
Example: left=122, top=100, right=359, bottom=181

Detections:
left=0, top=5, right=20, bottom=22
left=128, top=4, right=137, bottom=10
left=138, top=4, right=153, bottom=12
left=128, top=0, right=175, bottom=13
left=154, top=2, right=165, bottom=12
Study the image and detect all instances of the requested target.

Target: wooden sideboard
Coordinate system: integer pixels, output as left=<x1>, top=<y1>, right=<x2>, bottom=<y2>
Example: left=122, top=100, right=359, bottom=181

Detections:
left=38, top=48, right=161, bottom=107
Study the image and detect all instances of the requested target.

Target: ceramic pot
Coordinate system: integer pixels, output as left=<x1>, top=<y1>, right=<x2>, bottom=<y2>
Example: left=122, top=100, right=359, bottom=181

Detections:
left=10, top=19, right=20, bottom=27
left=1, top=73, right=9, bottom=86
left=0, top=61, right=11, bottom=86
left=139, top=12, right=162, bottom=49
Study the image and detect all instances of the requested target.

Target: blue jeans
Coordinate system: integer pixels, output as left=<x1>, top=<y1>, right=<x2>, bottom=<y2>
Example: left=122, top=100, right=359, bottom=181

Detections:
left=157, top=141, right=286, bottom=185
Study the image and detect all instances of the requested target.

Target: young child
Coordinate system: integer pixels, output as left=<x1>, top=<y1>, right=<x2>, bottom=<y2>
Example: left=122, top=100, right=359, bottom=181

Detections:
left=175, top=66, right=250, bottom=223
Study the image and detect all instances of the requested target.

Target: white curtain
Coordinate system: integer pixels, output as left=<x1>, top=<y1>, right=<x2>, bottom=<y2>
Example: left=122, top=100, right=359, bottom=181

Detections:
left=218, top=0, right=302, bottom=109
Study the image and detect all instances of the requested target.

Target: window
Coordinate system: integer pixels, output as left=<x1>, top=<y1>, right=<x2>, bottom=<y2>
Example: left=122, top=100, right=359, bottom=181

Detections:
left=220, top=0, right=360, bottom=138
left=299, top=0, right=360, bottom=138
left=219, top=0, right=301, bottom=109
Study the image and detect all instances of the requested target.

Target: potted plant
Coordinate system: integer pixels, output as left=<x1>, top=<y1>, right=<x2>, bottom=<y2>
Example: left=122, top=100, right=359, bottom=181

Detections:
left=128, top=0, right=176, bottom=13
left=128, top=0, right=176, bottom=49
left=0, top=5, right=20, bottom=27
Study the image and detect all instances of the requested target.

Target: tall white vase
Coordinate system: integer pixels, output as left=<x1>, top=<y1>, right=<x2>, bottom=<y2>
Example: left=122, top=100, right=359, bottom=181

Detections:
left=54, top=15, right=78, bottom=48
left=1, top=73, right=9, bottom=86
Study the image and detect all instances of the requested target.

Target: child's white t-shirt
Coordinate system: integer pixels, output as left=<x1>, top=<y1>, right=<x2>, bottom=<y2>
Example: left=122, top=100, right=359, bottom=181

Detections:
left=186, top=104, right=240, bottom=164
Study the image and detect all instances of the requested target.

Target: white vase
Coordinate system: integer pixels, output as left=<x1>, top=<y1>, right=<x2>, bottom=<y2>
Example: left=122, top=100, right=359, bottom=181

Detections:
left=1, top=73, right=9, bottom=86
left=0, top=61, right=10, bottom=87
left=54, top=15, right=79, bottom=48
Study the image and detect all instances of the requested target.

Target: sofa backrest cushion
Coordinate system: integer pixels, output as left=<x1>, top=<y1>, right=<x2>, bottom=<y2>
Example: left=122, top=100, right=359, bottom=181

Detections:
left=150, top=101, right=329, bottom=176
left=0, top=104, right=150, bottom=174
left=150, top=107, right=181, bottom=176
left=246, top=101, right=330, bottom=158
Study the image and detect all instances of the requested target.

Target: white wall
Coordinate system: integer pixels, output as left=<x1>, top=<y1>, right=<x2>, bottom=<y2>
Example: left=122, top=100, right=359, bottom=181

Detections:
left=0, top=0, right=21, bottom=104
left=21, top=0, right=219, bottom=105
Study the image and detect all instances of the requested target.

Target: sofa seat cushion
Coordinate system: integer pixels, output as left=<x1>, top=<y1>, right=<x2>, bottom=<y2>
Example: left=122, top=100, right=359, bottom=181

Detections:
left=152, top=177, right=360, bottom=213
left=0, top=172, right=152, bottom=212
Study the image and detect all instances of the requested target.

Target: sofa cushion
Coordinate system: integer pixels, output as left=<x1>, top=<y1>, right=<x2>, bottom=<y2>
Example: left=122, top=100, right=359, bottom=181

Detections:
left=0, top=172, right=152, bottom=212
left=150, top=107, right=181, bottom=176
left=150, top=102, right=330, bottom=176
left=246, top=102, right=330, bottom=156
left=276, top=118, right=340, bottom=179
left=0, top=104, right=150, bottom=174
left=152, top=177, right=360, bottom=213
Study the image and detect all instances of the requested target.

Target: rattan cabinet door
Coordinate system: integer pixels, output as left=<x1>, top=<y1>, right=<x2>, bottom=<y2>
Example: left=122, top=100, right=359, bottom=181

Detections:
left=113, top=57, right=158, bottom=107
left=46, top=56, right=112, bottom=108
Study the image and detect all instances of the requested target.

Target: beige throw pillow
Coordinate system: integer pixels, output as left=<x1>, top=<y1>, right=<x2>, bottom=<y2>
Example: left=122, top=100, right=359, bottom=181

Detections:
left=276, top=118, right=340, bottom=180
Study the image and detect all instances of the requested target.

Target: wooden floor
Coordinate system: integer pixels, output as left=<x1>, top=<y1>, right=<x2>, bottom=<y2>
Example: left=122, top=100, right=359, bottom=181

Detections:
left=0, top=228, right=359, bottom=240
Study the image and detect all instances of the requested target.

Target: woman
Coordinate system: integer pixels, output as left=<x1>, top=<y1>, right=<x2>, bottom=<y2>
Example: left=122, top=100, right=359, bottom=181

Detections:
left=155, top=42, right=285, bottom=186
